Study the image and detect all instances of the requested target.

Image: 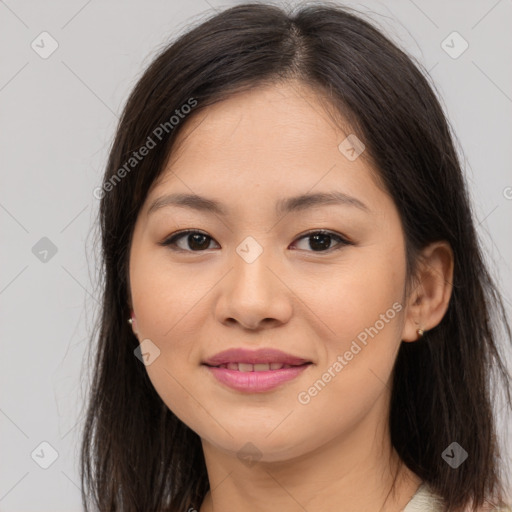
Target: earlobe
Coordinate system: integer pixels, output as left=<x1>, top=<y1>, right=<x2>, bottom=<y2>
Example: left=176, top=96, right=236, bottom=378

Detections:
left=400, top=241, right=454, bottom=343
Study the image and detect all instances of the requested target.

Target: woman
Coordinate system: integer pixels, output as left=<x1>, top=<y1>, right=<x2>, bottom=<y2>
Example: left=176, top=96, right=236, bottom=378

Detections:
left=81, top=3, right=512, bottom=511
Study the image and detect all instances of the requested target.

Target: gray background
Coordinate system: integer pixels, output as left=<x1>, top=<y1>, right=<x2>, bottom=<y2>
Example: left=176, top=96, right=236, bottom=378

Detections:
left=1, top=0, right=511, bottom=510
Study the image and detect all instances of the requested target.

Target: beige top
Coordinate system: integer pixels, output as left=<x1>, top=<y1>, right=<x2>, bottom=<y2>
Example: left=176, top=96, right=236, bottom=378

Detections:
left=403, top=483, right=444, bottom=511
left=402, top=482, right=512, bottom=512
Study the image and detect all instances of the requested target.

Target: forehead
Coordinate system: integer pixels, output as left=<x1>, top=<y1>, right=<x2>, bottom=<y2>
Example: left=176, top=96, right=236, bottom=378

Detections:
left=146, top=81, right=385, bottom=212
left=165, top=81, right=351, bottom=167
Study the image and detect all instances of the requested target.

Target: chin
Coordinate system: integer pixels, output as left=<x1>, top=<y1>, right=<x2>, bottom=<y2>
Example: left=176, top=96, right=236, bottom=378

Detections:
left=202, top=428, right=312, bottom=464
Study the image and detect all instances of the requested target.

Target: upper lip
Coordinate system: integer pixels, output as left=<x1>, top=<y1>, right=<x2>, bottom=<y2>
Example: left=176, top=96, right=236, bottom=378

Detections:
left=203, top=348, right=311, bottom=366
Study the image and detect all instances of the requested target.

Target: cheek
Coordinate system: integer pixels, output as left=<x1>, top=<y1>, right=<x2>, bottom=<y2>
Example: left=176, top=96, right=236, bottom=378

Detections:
left=305, top=235, right=406, bottom=395
left=129, top=246, right=216, bottom=421
left=313, top=241, right=405, bottom=345
left=129, top=270, right=202, bottom=427
left=130, top=244, right=210, bottom=340
left=291, top=252, right=405, bottom=446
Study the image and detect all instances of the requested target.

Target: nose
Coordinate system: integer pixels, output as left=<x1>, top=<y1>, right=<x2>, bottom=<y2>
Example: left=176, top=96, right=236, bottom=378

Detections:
left=214, top=245, right=293, bottom=331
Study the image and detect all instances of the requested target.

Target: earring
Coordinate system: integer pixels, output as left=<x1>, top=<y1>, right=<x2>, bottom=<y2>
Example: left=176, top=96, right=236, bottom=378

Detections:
left=416, top=328, right=424, bottom=337
left=128, top=312, right=138, bottom=335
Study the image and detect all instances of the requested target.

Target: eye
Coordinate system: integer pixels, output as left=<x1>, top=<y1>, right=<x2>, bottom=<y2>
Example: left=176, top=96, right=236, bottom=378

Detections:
left=160, top=230, right=219, bottom=252
left=160, top=229, right=351, bottom=253
left=291, top=230, right=352, bottom=253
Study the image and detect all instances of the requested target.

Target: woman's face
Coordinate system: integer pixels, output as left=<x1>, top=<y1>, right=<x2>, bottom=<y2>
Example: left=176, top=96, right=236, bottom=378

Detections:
left=129, top=81, right=410, bottom=462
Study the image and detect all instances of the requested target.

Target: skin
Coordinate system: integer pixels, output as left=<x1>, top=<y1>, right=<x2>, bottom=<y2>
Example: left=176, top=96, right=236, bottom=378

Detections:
left=128, top=80, right=454, bottom=512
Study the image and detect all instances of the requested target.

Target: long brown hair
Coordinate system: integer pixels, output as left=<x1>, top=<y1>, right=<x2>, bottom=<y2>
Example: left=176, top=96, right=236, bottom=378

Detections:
left=81, top=3, right=512, bottom=510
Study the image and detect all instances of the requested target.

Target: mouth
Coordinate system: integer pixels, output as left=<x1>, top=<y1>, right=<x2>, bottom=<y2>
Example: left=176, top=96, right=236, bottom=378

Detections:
left=202, top=362, right=312, bottom=392
left=202, top=347, right=312, bottom=368
left=203, top=362, right=311, bottom=371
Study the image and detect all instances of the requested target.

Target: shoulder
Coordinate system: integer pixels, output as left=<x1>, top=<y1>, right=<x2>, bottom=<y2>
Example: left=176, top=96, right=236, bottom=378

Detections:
left=470, top=499, right=512, bottom=512
left=461, top=499, right=512, bottom=511
left=404, top=482, right=512, bottom=512
left=403, top=483, right=444, bottom=511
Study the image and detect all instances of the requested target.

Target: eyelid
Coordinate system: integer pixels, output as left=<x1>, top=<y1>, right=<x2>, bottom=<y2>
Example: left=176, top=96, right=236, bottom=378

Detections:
left=160, top=229, right=353, bottom=253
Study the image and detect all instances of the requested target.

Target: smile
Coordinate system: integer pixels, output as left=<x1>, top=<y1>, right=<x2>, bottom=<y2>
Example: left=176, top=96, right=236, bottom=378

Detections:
left=204, top=362, right=312, bottom=392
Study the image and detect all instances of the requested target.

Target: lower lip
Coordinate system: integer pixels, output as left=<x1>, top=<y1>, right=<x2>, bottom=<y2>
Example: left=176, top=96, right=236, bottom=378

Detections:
left=204, top=364, right=311, bottom=392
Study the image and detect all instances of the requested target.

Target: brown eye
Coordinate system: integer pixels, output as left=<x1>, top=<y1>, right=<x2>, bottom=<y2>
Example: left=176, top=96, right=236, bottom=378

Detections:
left=291, top=230, right=351, bottom=252
left=161, top=230, right=219, bottom=252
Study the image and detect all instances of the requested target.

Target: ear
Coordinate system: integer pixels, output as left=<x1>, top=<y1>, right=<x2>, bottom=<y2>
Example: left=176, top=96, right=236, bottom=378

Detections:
left=401, top=241, right=454, bottom=342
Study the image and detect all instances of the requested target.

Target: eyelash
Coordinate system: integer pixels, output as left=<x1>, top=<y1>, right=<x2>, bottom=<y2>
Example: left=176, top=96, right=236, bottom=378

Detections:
left=159, top=229, right=352, bottom=254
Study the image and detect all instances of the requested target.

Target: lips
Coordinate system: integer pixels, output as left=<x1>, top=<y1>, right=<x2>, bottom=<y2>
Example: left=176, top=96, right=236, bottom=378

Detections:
left=205, top=361, right=311, bottom=392
left=202, top=347, right=311, bottom=368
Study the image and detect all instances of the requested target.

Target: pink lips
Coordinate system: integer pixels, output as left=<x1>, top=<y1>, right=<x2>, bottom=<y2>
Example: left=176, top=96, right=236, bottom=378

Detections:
left=202, top=347, right=312, bottom=393
left=203, top=347, right=310, bottom=366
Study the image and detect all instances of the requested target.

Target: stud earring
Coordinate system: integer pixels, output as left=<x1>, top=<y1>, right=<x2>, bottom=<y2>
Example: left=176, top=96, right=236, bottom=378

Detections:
left=128, top=310, right=135, bottom=328
left=417, top=328, right=424, bottom=337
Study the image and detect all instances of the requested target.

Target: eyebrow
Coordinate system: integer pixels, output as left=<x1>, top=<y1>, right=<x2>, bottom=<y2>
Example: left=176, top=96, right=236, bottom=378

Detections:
left=147, top=191, right=369, bottom=217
